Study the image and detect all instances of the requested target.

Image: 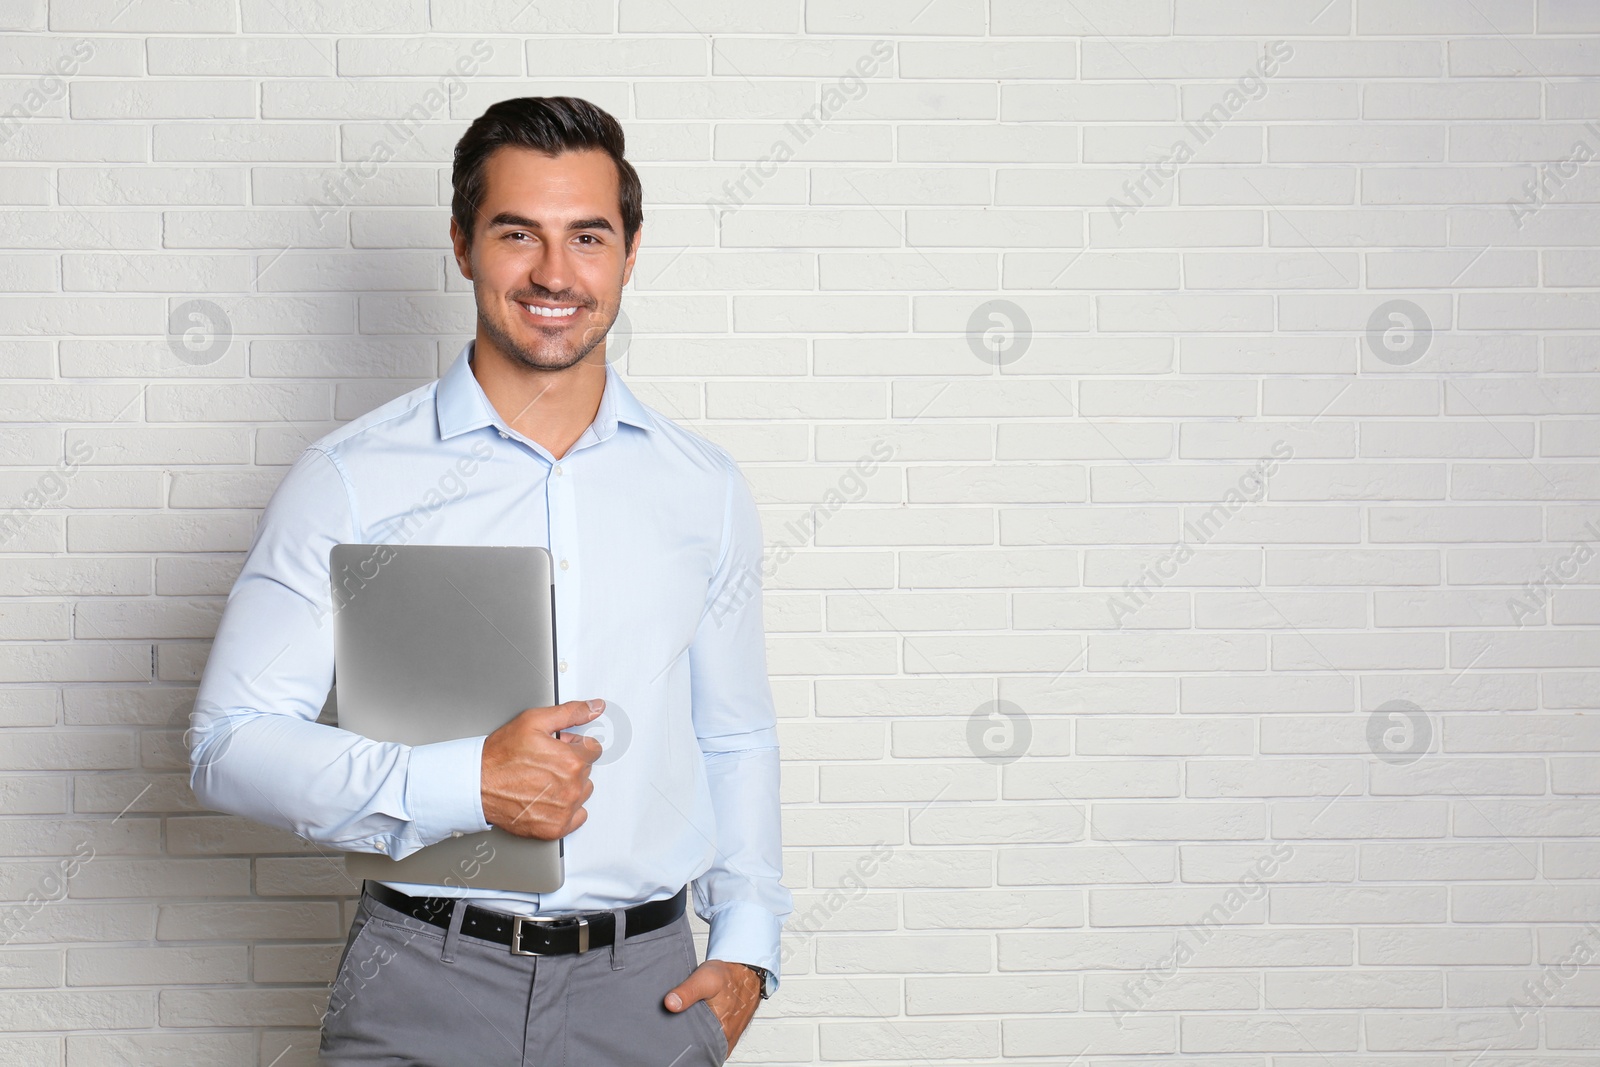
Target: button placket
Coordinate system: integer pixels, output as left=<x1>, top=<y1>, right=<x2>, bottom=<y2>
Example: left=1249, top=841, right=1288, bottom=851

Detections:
left=547, top=455, right=581, bottom=695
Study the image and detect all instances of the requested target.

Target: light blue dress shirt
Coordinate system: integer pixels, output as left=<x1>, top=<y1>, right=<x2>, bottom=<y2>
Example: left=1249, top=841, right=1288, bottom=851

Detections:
left=189, top=340, right=791, bottom=981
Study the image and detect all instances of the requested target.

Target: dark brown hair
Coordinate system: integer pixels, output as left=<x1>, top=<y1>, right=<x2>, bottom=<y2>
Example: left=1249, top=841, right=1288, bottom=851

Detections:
left=451, top=96, right=642, bottom=253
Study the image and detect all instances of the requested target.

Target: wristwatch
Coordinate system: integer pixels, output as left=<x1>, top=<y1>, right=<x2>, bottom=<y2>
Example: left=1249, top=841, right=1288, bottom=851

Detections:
left=735, top=962, right=775, bottom=1000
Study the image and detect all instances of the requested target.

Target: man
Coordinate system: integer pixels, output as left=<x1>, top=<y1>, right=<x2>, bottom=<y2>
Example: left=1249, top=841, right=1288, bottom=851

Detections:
left=189, top=96, right=790, bottom=1066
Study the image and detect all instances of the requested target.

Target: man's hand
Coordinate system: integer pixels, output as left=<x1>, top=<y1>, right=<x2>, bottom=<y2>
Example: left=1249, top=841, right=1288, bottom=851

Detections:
left=664, top=959, right=762, bottom=1056
left=480, top=698, right=605, bottom=838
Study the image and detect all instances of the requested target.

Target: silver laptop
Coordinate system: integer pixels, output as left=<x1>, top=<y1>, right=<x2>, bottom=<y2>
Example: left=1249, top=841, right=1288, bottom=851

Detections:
left=330, top=543, right=564, bottom=892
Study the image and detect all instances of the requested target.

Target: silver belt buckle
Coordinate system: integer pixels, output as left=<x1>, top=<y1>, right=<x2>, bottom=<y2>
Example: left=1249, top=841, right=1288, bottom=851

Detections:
left=511, top=914, right=589, bottom=956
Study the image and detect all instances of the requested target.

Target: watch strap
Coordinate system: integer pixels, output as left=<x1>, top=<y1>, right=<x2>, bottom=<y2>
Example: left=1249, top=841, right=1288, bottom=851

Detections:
left=736, top=962, right=774, bottom=999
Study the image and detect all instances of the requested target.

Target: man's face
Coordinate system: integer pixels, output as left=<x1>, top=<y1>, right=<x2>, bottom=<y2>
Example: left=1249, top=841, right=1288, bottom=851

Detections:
left=451, top=145, right=638, bottom=372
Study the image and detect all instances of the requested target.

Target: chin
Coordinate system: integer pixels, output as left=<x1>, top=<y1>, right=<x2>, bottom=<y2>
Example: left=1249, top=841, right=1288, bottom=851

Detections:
left=512, top=343, right=587, bottom=372
left=475, top=314, right=565, bottom=371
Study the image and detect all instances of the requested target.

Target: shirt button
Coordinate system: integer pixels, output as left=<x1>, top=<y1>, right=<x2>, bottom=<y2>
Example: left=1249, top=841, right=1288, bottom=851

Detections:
left=558, top=659, right=568, bottom=673
left=559, top=558, right=569, bottom=570
left=451, top=831, right=464, bottom=839
left=553, top=465, right=563, bottom=477
left=498, top=430, right=508, bottom=439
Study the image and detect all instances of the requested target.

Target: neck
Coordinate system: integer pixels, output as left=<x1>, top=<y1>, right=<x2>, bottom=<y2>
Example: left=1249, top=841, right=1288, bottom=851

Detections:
left=469, top=335, right=606, bottom=461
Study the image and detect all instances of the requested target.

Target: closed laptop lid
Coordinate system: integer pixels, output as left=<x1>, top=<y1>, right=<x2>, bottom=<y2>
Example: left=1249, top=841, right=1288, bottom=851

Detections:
left=328, top=542, right=564, bottom=893
left=330, top=543, right=557, bottom=744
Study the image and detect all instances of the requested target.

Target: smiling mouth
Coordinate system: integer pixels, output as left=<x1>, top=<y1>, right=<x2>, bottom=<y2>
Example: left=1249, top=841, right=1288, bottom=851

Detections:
left=516, top=300, right=583, bottom=322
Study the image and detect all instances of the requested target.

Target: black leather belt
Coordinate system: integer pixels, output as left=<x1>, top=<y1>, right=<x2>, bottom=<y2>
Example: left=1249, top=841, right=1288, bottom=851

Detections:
left=363, top=881, right=687, bottom=956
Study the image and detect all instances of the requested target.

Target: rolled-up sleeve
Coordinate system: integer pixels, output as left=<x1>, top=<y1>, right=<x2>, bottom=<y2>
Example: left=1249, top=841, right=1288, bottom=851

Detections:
left=687, top=453, right=793, bottom=988
left=188, top=446, right=492, bottom=859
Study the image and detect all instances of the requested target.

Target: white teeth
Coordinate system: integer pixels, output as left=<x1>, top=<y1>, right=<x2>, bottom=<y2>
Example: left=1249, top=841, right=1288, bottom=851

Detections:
left=522, top=303, right=578, bottom=318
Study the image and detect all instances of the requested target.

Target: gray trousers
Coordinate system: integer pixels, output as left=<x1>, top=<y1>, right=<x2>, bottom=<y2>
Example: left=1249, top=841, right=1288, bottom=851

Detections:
left=319, top=884, right=729, bottom=1067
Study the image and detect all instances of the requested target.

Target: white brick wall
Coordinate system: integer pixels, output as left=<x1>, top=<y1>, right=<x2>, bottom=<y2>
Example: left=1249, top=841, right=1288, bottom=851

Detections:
left=1, top=2, right=1598, bottom=1064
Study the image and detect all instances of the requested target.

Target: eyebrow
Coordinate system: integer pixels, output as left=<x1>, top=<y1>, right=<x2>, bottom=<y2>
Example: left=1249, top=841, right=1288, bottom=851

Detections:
left=486, top=212, right=616, bottom=235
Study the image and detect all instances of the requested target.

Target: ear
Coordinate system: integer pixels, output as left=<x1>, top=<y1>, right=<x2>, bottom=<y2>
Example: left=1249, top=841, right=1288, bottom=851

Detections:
left=449, top=216, right=473, bottom=280
left=620, top=223, right=642, bottom=289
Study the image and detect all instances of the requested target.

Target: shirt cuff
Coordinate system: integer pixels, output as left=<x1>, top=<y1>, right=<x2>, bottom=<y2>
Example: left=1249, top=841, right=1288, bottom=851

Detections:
left=705, top=899, right=785, bottom=993
left=397, top=734, right=492, bottom=856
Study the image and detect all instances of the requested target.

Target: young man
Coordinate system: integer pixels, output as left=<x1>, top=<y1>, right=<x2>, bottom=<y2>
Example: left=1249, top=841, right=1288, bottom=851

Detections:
left=189, top=96, right=790, bottom=1066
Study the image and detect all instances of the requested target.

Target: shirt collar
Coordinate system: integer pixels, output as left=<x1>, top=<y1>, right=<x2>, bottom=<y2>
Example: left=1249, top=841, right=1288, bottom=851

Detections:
left=435, top=338, right=657, bottom=443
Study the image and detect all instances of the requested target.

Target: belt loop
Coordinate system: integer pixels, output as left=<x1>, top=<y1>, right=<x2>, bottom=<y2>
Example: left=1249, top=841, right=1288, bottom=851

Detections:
left=440, top=899, right=466, bottom=964
left=609, top=905, right=627, bottom=971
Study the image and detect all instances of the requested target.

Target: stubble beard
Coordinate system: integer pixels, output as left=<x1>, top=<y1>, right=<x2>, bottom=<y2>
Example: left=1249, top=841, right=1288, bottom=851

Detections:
left=476, top=284, right=616, bottom=373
